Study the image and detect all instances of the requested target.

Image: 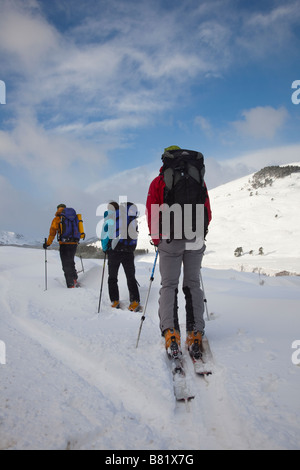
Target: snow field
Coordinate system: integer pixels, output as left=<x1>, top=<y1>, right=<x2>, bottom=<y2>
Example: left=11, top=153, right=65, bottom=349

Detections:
left=1, top=246, right=300, bottom=450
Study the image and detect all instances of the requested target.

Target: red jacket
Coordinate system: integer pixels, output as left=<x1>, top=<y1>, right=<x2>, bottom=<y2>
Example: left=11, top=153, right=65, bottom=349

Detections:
left=146, top=168, right=212, bottom=245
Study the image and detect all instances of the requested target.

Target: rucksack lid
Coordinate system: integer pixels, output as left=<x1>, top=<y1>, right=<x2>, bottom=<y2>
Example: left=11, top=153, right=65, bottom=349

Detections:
left=161, top=148, right=205, bottom=190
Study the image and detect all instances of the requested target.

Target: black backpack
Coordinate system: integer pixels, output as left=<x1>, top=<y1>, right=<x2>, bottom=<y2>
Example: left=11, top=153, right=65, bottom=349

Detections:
left=161, top=148, right=208, bottom=240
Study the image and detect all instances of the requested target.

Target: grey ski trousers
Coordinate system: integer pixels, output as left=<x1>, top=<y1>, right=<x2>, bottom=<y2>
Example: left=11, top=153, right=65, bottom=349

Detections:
left=158, top=239, right=206, bottom=335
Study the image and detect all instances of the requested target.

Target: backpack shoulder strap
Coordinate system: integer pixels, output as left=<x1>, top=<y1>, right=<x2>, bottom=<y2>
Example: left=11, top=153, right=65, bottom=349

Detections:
left=163, top=168, right=174, bottom=190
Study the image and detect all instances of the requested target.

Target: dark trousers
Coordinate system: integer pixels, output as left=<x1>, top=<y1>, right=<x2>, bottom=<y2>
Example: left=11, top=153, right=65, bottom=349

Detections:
left=108, top=251, right=140, bottom=302
left=60, top=244, right=78, bottom=287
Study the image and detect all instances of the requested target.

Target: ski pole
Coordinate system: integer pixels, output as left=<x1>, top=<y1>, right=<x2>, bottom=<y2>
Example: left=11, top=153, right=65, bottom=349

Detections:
left=98, top=252, right=107, bottom=314
left=80, top=255, right=84, bottom=273
left=200, top=270, right=210, bottom=321
left=136, top=249, right=159, bottom=348
left=77, top=255, right=84, bottom=274
left=44, top=238, right=48, bottom=291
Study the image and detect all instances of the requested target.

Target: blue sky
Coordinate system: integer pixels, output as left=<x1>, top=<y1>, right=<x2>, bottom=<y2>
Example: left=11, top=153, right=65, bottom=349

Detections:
left=0, top=0, right=300, bottom=239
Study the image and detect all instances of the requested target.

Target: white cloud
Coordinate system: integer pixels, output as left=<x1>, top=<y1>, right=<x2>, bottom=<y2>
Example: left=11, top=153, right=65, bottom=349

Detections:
left=0, top=0, right=59, bottom=71
left=226, top=144, right=300, bottom=170
left=0, top=0, right=234, bottom=123
left=195, top=115, right=213, bottom=137
left=247, top=3, right=300, bottom=28
left=205, top=143, right=300, bottom=189
left=232, top=106, right=288, bottom=140
left=86, top=164, right=155, bottom=204
left=236, top=1, right=300, bottom=60
left=1, top=0, right=300, bottom=239
left=0, top=173, right=39, bottom=235
left=1, top=0, right=297, bottom=142
left=0, top=113, right=108, bottom=188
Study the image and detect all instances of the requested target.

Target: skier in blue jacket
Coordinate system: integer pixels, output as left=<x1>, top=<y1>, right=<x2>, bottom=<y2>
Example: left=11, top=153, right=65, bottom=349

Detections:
left=101, top=201, right=140, bottom=311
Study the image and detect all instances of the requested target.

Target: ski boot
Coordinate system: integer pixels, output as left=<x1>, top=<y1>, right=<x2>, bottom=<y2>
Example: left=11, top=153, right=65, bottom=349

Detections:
left=186, top=331, right=203, bottom=360
left=128, top=300, right=141, bottom=312
left=164, top=329, right=182, bottom=359
left=111, top=300, right=120, bottom=309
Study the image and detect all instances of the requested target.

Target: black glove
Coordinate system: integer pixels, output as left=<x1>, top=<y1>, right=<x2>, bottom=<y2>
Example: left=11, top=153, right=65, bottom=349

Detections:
left=43, top=242, right=49, bottom=250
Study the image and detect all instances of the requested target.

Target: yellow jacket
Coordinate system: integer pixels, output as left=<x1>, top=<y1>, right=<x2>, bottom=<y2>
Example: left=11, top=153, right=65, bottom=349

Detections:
left=47, top=207, right=78, bottom=246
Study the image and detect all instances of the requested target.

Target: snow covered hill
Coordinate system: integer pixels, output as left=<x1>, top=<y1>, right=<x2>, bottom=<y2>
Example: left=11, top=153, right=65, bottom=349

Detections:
left=205, top=163, right=300, bottom=275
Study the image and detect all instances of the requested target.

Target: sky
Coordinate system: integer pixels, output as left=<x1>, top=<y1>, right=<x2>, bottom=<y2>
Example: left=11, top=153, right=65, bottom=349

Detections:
left=0, top=0, right=300, bottom=240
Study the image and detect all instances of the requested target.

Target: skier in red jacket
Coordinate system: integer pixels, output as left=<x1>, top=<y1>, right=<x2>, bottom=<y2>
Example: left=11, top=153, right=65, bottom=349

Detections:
left=146, top=146, right=212, bottom=360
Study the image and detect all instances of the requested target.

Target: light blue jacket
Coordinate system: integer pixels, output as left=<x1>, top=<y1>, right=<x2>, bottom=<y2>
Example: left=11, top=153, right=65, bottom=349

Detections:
left=100, top=210, right=116, bottom=252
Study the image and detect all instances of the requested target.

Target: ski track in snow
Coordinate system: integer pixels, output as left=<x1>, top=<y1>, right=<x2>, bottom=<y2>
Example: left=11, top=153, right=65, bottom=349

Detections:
left=1, top=247, right=300, bottom=450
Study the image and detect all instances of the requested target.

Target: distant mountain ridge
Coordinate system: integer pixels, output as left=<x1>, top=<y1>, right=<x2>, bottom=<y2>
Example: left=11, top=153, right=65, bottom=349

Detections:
left=0, top=231, right=36, bottom=246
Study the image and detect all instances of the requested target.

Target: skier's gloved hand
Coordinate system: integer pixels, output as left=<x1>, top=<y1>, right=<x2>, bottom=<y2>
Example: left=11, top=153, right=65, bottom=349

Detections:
left=43, top=242, right=49, bottom=249
left=150, top=238, right=161, bottom=247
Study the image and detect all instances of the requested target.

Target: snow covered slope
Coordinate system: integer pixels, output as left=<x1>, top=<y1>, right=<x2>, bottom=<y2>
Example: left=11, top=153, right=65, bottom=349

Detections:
left=0, top=246, right=300, bottom=450
left=205, top=164, right=300, bottom=275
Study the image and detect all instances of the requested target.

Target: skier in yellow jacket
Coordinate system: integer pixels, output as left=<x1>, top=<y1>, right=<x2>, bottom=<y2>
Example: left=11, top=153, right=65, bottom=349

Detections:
left=44, top=204, right=84, bottom=288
